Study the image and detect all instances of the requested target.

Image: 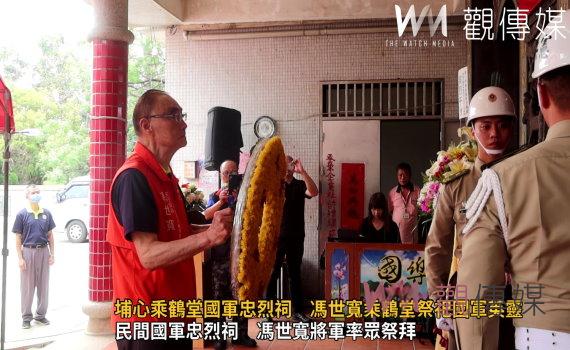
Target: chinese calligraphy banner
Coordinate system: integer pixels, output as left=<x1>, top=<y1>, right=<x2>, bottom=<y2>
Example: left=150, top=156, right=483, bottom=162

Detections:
left=340, top=163, right=365, bottom=231
left=359, top=246, right=428, bottom=312
left=325, top=242, right=426, bottom=312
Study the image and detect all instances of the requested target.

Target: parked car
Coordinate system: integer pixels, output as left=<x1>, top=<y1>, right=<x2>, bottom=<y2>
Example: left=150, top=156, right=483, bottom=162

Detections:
left=53, top=175, right=90, bottom=243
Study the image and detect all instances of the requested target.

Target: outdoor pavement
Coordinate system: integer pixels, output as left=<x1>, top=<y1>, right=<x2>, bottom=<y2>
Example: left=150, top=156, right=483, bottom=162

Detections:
left=0, top=208, right=435, bottom=350
left=0, top=216, right=115, bottom=350
left=3, top=295, right=115, bottom=350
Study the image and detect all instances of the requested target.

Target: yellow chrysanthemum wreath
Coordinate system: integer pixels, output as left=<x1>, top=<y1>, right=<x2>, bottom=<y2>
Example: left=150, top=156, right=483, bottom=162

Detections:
left=230, top=136, right=287, bottom=301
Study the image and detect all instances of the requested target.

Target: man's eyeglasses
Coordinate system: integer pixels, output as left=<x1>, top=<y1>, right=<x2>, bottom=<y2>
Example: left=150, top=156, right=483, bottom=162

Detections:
left=147, top=113, right=187, bottom=123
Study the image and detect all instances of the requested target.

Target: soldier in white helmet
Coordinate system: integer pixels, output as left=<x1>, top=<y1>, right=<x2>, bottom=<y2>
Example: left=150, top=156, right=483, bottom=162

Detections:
left=424, top=86, right=517, bottom=349
left=457, top=10, right=570, bottom=350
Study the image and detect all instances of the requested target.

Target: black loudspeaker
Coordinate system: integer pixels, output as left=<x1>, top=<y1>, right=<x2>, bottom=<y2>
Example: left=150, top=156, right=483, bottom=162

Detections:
left=204, top=107, right=243, bottom=171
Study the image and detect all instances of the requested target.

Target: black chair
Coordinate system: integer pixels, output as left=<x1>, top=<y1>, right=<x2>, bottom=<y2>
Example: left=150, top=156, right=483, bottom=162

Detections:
left=417, top=217, right=432, bottom=244
left=336, top=228, right=359, bottom=242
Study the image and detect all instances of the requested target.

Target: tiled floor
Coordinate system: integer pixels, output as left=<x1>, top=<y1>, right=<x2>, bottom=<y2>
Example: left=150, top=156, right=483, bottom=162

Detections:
left=213, top=338, right=434, bottom=350
left=207, top=319, right=435, bottom=350
left=228, top=339, right=433, bottom=350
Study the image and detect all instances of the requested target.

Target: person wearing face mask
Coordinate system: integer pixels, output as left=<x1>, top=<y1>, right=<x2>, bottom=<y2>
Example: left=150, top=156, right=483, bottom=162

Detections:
left=266, top=155, right=318, bottom=323
left=457, top=12, right=570, bottom=350
left=13, top=184, right=56, bottom=329
left=359, top=192, right=400, bottom=243
left=424, top=86, right=517, bottom=350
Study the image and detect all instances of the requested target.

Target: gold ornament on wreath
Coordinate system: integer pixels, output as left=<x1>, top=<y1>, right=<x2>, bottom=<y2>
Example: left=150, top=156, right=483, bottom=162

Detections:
left=230, top=136, right=287, bottom=301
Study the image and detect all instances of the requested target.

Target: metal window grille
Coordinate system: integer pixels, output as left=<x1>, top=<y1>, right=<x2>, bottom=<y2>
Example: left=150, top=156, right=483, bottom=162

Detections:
left=322, top=80, right=443, bottom=118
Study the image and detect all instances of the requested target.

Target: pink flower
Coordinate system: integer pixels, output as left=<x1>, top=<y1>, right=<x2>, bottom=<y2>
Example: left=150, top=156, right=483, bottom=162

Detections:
left=429, top=182, right=440, bottom=192
left=333, top=263, right=345, bottom=280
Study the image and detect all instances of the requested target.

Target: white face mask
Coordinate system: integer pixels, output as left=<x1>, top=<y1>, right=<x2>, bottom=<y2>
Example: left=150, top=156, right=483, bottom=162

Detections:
left=474, top=133, right=505, bottom=155
left=30, top=193, right=42, bottom=203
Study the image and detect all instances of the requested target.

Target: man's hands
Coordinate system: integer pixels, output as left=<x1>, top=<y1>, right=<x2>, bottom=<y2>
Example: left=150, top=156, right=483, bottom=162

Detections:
left=205, top=207, right=233, bottom=247
left=291, top=158, right=319, bottom=197
left=292, top=159, right=306, bottom=174
left=218, top=189, right=230, bottom=204
left=20, top=255, right=55, bottom=269
left=203, top=189, right=238, bottom=221
left=218, top=188, right=238, bottom=205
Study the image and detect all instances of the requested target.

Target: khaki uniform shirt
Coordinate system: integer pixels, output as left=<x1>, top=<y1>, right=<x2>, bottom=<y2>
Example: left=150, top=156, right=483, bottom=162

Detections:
left=425, top=158, right=484, bottom=298
left=457, top=120, right=570, bottom=350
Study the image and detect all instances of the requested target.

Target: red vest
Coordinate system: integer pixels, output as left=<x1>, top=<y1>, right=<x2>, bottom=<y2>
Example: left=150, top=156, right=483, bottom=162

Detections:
left=107, top=142, right=196, bottom=325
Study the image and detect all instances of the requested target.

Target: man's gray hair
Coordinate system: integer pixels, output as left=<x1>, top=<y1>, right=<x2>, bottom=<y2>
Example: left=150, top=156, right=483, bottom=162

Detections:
left=25, top=184, right=38, bottom=196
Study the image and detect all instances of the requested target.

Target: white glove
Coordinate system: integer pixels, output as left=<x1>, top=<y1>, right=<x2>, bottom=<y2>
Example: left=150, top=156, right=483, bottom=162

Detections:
left=436, top=317, right=454, bottom=331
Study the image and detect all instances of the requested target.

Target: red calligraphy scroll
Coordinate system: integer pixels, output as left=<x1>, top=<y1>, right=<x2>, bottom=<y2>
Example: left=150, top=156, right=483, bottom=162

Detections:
left=326, top=154, right=337, bottom=237
left=340, top=163, right=365, bottom=231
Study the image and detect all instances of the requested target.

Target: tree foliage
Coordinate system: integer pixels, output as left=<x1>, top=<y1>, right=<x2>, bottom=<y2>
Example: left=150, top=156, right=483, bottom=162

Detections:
left=0, top=31, right=165, bottom=185
left=34, top=37, right=91, bottom=105
left=0, top=48, right=28, bottom=82
left=126, top=30, right=165, bottom=152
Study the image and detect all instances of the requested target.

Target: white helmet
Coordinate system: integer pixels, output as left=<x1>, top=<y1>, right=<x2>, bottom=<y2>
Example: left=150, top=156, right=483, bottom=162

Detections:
left=467, top=86, right=516, bottom=125
left=532, top=10, right=570, bottom=78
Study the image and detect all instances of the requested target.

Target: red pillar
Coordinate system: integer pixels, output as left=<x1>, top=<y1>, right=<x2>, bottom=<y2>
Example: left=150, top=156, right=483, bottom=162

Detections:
left=89, top=39, right=127, bottom=302
left=85, top=0, right=133, bottom=335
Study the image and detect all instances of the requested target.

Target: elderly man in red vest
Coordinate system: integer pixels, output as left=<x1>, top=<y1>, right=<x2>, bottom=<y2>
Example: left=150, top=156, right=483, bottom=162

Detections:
left=107, top=89, right=233, bottom=350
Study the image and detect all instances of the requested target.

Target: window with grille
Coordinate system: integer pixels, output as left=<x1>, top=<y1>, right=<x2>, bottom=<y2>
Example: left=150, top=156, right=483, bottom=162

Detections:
left=322, top=80, right=443, bottom=118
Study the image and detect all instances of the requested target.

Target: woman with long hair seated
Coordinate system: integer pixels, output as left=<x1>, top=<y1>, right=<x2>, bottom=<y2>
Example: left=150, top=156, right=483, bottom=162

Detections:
left=359, top=192, right=400, bottom=243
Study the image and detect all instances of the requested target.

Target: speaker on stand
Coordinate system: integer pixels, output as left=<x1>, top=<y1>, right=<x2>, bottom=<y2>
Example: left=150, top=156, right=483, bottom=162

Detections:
left=202, top=107, right=243, bottom=349
left=204, top=106, right=243, bottom=172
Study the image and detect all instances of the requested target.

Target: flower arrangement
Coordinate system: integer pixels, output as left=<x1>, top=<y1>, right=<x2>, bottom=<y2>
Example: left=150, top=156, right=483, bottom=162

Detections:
left=418, top=181, right=441, bottom=215
left=180, top=183, right=206, bottom=211
left=417, top=127, right=477, bottom=216
left=233, top=136, right=286, bottom=301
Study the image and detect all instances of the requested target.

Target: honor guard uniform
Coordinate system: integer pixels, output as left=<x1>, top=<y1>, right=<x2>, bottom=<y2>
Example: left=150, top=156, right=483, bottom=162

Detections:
left=425, top=86, right=517, bottom=349
left=457, top=12, right=570, bottom=350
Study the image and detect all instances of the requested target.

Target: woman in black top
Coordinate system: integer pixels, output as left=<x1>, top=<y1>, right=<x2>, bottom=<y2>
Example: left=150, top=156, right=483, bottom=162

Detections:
left=359, top=192, right=400, bottom=243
